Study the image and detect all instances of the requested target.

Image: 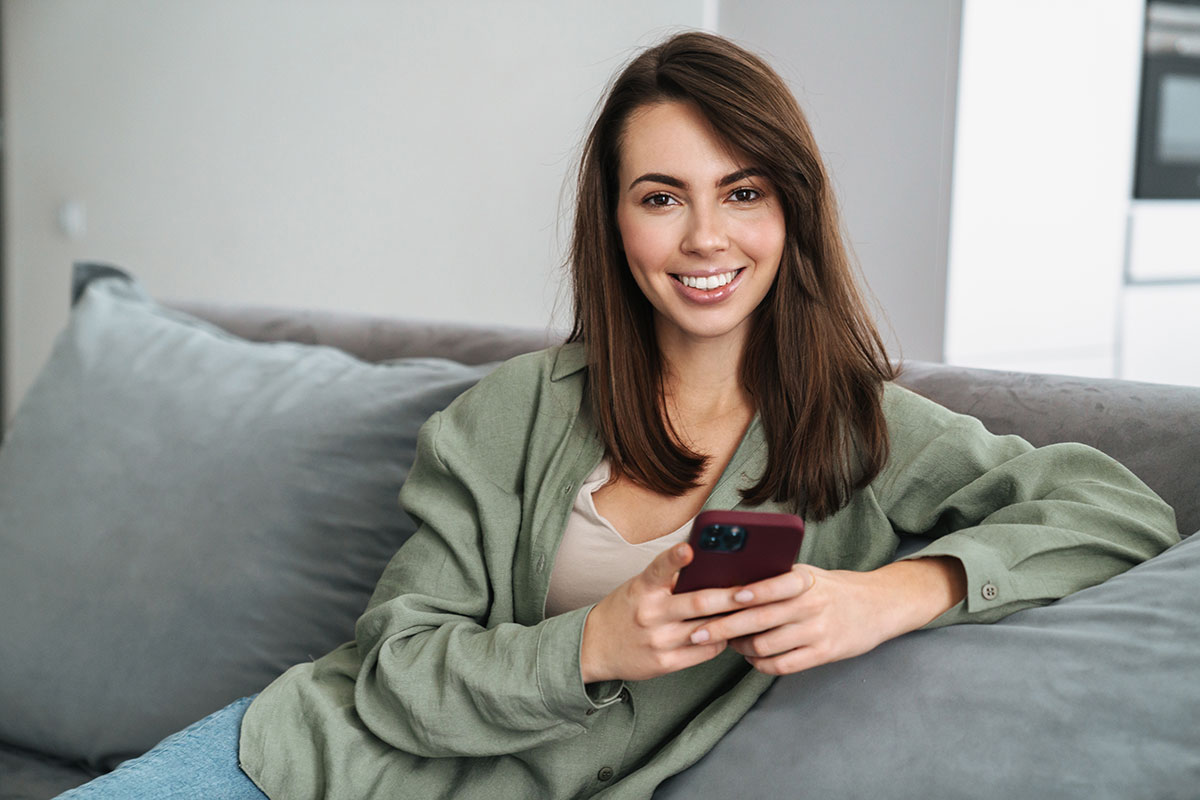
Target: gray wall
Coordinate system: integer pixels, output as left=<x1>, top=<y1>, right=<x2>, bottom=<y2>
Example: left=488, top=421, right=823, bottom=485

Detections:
left=1, top=0, right=708, bottom=415
left=720, top=0, right=962, bottom=363
left=3, top=1, right=960, bottom=415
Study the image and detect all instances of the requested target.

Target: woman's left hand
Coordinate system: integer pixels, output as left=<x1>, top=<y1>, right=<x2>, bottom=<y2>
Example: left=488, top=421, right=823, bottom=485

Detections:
left=688, top=557, right=966, bottom=675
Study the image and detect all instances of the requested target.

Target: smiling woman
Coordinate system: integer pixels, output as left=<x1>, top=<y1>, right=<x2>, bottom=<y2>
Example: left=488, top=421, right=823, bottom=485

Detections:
left=56, top=30, right=1179, bottom=800
left=570, top=32, right=897, bottom=523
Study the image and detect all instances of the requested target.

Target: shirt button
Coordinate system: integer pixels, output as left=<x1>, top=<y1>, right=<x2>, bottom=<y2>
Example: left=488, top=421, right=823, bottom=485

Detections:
left=981, top=582, right=999, bottom=601
left=597, top=767, right=614, bottom=782
left=585, top=708, right=596, bottom=716
left=535, top=554, right=546, bottom=574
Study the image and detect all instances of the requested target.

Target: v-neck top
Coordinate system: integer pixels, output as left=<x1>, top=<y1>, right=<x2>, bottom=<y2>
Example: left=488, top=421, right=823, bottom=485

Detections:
left=544, top=459, right=694, bottom=618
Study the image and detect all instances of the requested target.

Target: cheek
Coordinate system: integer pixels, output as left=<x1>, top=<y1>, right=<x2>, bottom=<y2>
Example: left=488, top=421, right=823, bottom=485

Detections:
left=743, top=215, right=787, bottom=265
left=616, top=210, right=666, bottom=272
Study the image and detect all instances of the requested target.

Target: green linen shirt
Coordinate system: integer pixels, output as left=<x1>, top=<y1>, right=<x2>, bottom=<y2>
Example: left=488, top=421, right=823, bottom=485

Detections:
left=238, top=343, right=1178, bottom=800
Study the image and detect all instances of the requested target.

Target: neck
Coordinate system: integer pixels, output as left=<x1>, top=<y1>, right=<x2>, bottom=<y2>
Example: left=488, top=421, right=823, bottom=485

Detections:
left=656, top=319, right=752, bottom=423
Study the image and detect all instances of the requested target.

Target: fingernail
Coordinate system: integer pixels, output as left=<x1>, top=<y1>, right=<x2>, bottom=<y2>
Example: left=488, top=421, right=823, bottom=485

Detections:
left=690, top=629, right=710, bottom=644
left=734, top=589, right=754, bottom=603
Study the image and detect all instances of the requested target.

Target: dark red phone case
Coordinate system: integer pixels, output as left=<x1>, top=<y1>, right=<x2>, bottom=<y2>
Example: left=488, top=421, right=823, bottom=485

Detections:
left=672, top=510, right=805, bottom=594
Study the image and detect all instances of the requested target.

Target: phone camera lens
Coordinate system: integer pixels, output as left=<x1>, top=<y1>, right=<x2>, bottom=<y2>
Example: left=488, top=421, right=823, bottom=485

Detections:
left=699, top=524, right=747, bottom=551
left=721, top=526, right=746, bottom=551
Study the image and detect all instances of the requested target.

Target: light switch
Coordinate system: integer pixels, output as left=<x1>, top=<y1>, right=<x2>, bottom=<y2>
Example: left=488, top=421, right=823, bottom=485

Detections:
left=58, top=200, right=87, bottom=239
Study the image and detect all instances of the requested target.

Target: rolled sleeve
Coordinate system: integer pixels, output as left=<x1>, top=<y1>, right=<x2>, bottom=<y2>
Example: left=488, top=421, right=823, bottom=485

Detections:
left=535, top=605, right=625, bottom=718
left=900, top=533, right=1029, bottom=627
left=880, top=386, right=1178, bottom=627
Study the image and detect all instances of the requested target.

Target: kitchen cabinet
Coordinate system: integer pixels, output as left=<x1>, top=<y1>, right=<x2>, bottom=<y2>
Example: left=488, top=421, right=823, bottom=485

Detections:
left=1121, top=283, right=1200, bottom=385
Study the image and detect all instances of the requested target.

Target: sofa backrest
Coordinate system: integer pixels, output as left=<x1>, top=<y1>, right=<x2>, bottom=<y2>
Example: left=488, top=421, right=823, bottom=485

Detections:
left=168, top=300, right=560, bottom=366
left=896, top=361, right=1199, bottom=537
left=169, top=300, right=1200, bottom=537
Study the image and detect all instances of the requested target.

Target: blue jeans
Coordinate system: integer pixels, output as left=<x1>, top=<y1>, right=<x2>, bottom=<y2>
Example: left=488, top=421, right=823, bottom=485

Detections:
left=55, top=697, right=267, bottom=799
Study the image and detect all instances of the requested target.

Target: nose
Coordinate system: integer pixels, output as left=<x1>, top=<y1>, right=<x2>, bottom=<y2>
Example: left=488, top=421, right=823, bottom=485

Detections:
left=681, top=204, right=729, bottom=258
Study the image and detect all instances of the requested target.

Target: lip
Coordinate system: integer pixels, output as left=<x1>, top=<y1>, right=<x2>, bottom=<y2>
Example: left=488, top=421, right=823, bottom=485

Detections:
left=669, top=267, right=747, bottom=305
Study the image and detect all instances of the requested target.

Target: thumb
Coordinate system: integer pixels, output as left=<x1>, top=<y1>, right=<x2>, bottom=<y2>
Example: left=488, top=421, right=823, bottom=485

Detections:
left=792, top=564, right=818, bottom=594
left=642, top=542, right=692, bottom=588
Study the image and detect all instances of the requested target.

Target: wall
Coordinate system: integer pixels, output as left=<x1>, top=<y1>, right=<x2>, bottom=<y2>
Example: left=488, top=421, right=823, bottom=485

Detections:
left=1, top=0, right=707, bottom=416
left=719, top=0, right=963, bottom=364
left=3, top=1, right=964, bottom=417
left=944, top=0, right=1145, bottom=378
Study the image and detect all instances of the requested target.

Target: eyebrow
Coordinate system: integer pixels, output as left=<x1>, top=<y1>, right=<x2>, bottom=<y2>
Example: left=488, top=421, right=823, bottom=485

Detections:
left=627, top=167, right=766, bottom=192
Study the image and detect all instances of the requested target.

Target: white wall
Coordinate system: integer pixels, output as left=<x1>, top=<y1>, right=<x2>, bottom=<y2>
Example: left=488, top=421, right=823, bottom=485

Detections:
left=719, top=0, right=963, bottom=364
left=2, top=0, right=707, bottom=416
left=944, top=0, right=1145, bottom=378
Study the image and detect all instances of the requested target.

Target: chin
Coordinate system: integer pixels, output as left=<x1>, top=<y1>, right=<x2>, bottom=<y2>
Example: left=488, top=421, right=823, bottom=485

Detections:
left=657, top=310, right=755, bottom=345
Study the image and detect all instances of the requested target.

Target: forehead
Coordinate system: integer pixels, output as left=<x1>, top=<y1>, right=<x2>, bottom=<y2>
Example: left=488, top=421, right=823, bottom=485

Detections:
left=617, top=101, right=747, bottom=182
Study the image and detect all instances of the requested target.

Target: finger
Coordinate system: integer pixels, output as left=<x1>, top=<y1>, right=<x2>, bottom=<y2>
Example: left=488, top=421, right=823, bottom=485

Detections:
left=727, top=622, right=811, bottom=659
left=668, top=567, right=813, bottom=622
left=690, top=572, right=828, bottom=643
left=745, top=645, right=826, bottom=676
left=669, top=641, right=728, bottom=671
left=665, top=583, right=752, bottom=622
left=640, top=543, right=693, bottom=589
left=690, top=597, right=813, bottom=645
left=726, top=564, right=817, bottom=607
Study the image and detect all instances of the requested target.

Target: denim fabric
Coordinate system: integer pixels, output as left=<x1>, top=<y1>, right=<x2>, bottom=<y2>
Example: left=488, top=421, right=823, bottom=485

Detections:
left=54, top=697, right=266, bottom=799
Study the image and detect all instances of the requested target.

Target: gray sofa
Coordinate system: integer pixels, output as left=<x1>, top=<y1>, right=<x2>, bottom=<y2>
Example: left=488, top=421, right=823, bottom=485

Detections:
left=1, top=264, right=1198, bottom=800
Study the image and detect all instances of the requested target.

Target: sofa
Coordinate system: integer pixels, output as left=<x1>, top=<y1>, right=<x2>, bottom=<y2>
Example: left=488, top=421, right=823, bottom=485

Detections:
left=1, top=263, right=1197, bottom=800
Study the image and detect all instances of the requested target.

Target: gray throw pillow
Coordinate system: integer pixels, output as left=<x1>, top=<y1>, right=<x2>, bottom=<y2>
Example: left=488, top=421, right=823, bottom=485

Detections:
left=656, top=530, right=1200, bottom=799
left=0, top=266, right=496, bottom=770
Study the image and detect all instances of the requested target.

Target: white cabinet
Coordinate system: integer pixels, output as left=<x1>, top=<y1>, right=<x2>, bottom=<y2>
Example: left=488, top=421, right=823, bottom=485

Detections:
left=1127, top=201, right=1200, bottom=281
left=1120, top=284, right=1200, bottom=386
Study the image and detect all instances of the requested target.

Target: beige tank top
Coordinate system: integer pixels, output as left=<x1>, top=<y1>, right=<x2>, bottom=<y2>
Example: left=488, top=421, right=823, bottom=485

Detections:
left=544, top=460, right=694, bottom=617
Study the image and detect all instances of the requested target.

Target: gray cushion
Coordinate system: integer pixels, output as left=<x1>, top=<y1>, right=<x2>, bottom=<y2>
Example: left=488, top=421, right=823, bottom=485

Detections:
left=656, top=529, right=1200, bottom=799
left=0, top=742, right=93, bottom=799
left=0, top=265, right=495, bottom=771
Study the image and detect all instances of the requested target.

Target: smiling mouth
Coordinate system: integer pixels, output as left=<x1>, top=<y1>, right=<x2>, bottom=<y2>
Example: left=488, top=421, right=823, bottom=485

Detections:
left=672, top=269, right=743, bottom=291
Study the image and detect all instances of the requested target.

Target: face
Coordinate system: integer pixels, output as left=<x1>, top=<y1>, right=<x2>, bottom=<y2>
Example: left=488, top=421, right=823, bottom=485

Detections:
left=615, top=101, right=785, bottom=350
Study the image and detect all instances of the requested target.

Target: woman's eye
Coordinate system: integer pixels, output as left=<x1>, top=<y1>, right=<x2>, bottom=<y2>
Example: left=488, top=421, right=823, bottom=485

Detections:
left=643, top=193, right=678, bottom=207
left=730, top=187, right=761, bottom=203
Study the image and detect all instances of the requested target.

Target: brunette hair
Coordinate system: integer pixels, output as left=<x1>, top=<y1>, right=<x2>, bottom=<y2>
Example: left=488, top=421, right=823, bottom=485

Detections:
left=568, top=31, right=896, bottom=521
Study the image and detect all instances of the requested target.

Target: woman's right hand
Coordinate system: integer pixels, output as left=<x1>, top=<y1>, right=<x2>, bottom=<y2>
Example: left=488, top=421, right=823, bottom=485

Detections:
left=579, top=543, right=744, bottom=683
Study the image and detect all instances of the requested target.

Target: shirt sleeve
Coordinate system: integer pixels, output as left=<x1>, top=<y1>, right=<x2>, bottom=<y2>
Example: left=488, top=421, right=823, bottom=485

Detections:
left=350, top=410, right=614, bottom=758
left=876, top=386, right=1179, bottom=627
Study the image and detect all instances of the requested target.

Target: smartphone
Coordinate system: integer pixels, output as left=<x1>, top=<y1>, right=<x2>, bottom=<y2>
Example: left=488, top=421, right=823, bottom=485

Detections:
left=672, top=510, right=805, bottom=594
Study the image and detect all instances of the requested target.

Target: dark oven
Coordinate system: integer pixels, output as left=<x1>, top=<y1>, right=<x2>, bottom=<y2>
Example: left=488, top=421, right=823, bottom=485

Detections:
left=1136, top=0, right=1200, bottom=198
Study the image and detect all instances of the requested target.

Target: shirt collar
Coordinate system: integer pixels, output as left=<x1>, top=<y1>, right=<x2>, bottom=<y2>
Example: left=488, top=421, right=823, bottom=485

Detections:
left=550, top=342, right=588, bottom=382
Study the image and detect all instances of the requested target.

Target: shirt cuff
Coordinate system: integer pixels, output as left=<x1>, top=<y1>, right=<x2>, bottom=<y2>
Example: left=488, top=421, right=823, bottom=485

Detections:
left=534, top=604, right=626, bottom=721
left=897, top=532, right=1022, bottom=627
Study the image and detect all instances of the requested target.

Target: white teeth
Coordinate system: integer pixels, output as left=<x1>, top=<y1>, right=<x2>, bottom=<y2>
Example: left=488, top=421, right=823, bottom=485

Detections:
left=678, top=270, right=737, bottom=290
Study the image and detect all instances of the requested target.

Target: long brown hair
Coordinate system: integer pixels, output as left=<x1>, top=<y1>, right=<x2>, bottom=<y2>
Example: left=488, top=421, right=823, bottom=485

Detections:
left=568, top=32, right=896, bottom=521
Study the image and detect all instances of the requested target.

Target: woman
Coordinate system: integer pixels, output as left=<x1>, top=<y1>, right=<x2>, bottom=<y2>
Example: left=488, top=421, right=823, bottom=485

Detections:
left=59, top=30, right=1177, bottom=800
